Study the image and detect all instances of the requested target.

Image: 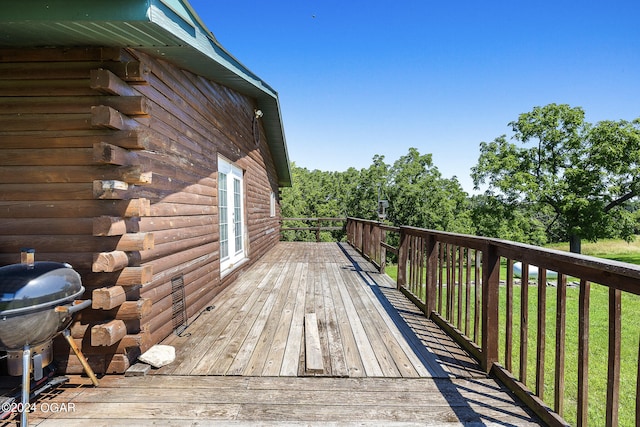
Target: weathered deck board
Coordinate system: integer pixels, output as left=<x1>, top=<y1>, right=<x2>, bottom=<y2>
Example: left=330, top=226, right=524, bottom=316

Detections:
left=0, top=242, right=542, bottom=425
left=9, top=374, right=540, bottom=425
left=326, top=260, right=366, bottom=377
left=197, top=263, right=284, bottom=376
left=156, top=242, right=452, bottom=378
left=279, top=262, right=307, bottom=376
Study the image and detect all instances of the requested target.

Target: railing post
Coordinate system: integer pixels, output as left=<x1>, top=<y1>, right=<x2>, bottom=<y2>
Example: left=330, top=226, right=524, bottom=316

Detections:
left=364, top=222, right=370, bottom=258
left=481, top=242, right=500, bottom=373
left=349, top=218, right=355, bottom=245
left=397, top=227, right=408, bottom=291
left=425, top=233, right=437, bottom=315
left=371, top=222, right=376, bottom=261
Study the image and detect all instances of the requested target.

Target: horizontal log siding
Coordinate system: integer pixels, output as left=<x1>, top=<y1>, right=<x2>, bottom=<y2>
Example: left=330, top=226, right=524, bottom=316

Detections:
left=0, top=47, right=282, bottom=374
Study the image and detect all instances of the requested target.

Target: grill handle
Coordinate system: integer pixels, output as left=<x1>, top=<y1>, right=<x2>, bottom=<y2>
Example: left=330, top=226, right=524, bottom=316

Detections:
left=67, top=299, right=92, bottom=315
left=56, top=299, right=92, bottom=315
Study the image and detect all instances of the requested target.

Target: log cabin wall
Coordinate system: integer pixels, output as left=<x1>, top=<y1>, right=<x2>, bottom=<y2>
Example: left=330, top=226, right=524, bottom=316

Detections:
left=0, top=47, right=282, bottom=374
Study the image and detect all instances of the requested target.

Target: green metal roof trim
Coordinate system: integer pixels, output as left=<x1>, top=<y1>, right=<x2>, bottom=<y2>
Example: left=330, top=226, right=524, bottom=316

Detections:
left=0, top=0, right=291, bottom=186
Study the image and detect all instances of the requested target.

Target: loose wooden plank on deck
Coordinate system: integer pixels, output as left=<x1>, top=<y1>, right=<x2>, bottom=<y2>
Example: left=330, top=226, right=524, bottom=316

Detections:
left=304, top=313, right=324, bottom=373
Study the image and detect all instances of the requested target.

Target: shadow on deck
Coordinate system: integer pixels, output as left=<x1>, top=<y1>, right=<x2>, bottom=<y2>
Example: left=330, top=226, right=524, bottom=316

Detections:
left=0, top=242, right=543, bottom=425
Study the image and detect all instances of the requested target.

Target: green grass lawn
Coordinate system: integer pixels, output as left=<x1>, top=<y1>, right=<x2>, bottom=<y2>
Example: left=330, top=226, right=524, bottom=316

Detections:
left=383, top=237, right=640, bottom=426
left=546, top=236, right=640, bottom=264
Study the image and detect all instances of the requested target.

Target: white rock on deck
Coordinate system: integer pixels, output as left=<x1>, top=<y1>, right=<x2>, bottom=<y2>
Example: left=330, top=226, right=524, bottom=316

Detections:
left=138, top=345, right=176, bottom=368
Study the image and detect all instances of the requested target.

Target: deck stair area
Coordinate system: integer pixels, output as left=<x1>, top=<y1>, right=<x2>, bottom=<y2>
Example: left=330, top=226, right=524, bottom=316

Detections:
left=0, top=242, right=543, bottom=425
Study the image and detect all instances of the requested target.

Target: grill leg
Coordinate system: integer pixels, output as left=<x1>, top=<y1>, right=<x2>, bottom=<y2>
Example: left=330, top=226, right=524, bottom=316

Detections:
left=62, top=329, right=99, bottom=386
left=21, top=346, right=30, bottom=427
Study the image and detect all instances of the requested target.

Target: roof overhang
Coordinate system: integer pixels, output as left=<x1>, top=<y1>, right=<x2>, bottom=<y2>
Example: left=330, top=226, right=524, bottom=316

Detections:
left=0, top=0, right=291, bottom=186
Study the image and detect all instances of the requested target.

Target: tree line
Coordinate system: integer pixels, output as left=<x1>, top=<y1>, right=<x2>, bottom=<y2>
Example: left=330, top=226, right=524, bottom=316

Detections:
left=281, top=104, right=640, bottom=253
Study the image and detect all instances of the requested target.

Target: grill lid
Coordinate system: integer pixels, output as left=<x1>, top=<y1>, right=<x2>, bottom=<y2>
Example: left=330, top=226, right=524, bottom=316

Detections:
left=0, top=262, right=84, bottom=315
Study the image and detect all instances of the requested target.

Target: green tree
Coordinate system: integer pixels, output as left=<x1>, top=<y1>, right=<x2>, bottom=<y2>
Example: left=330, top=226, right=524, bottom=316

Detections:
left=472, top=104, right=640, bottom=253
left=344, top=155, right=389, bottom=221
left=280, top=164, right=338, bottom=241
left=387, top=148, right=472, bottom=233
left=470, top=195, right=548, bottom=245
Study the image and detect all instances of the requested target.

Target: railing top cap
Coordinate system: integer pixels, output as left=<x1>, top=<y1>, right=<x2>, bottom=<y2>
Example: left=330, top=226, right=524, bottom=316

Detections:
left=347, top=217, right=640, bottom=289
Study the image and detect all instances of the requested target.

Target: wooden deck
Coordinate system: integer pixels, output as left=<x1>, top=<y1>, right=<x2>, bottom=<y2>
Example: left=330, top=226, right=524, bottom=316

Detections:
left=1, top=242, right=543, bottom=425
left=157, top=242, right=478, bottom=378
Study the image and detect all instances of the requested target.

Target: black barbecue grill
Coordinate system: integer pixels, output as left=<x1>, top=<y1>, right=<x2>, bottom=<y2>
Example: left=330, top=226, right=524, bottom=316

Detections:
left=0, top=250, right=96, bottom=425
left=0, top=261, right=86, bottom=350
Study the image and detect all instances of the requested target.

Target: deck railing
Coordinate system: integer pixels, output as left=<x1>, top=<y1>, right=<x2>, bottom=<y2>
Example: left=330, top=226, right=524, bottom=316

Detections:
left=346, top=217, right=640, bottom=427
left=280, top=217, right=346, bottom=242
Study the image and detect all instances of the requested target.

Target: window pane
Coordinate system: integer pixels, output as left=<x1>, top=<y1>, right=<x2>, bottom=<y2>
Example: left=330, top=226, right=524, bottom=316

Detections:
left=233, top=177, right=242, bottom=253
left=219, top=172, right=228, bottom=259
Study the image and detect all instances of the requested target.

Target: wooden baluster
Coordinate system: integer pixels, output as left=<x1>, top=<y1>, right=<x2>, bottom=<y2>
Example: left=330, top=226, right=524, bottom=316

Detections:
left=636, top=332, right=640, bottom=427
left=411, top=235, right=417, bottom=295
left=536, top=268, right=547, bottom=399
left=465, top=247, right=472, bottom=337
left=415, top=235, right=420, bottom=296
left=379, top=227, right=386, bottom=274
left=606, top=287, right=621, bottom=426
left=420, top=236, right=426, bottom=303
left=445, top=243, right=452, bottom=321
left=474, top=250, right=481, bottom=344
left=457, top=246, right=463, bottom=329
left=417, top=236, right=423, bottom=298
left=375, top=223, right=379, bottom=263
left=520, top=263, right=529, bottom=385
left=505, top=258, right=514, bottom=372
left=554, top=273, right=567, bottom=417
left=409, top=235, right=415, bottom=295
left=438, top=242, right=444, bottom=314
left=577, top=279, right=590, bottom=426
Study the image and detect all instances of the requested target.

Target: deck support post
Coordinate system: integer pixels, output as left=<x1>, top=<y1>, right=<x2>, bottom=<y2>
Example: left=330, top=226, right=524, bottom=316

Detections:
left=481, top=242, right=500, bottom=373
left=425, top=234, right=438, bottom=316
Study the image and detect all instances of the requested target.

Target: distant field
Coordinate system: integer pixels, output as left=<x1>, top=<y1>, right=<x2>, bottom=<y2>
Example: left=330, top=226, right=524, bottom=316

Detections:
left=545, top=236, right=640, bottom=264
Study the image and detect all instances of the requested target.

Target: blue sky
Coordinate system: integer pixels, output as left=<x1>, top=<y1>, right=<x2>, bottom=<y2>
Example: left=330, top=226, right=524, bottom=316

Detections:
left=188, top=0, right=639, bottom=193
